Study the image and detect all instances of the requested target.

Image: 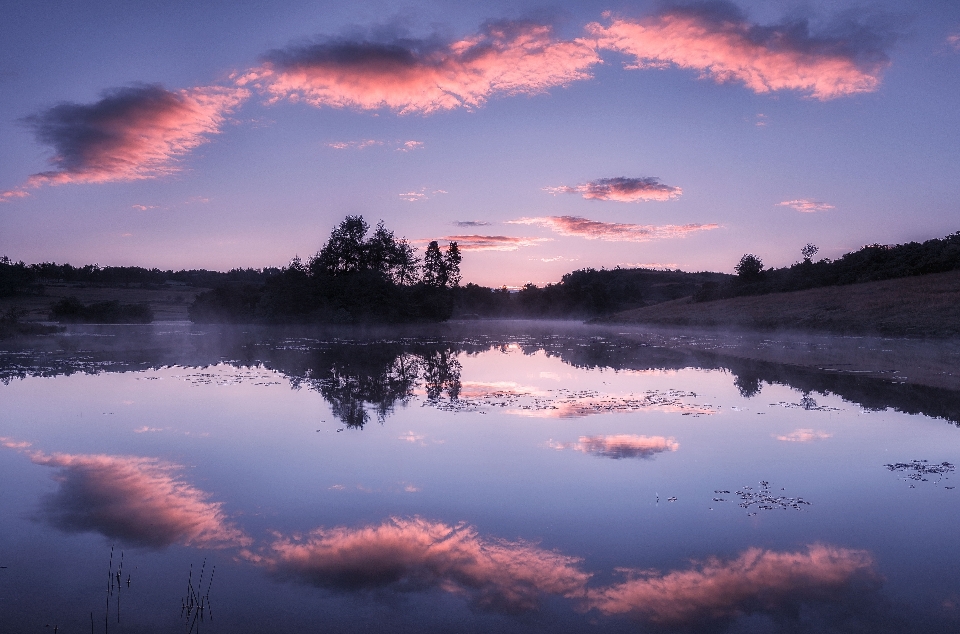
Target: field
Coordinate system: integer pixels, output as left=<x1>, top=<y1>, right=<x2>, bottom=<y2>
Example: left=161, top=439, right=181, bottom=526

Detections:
left=0, top=283, right=208, bottom=322
left=601, top=269, right=960, bottom=338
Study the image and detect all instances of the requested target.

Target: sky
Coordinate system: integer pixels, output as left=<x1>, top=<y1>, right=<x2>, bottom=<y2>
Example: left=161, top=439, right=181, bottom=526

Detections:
left=1, top=0, right=958, bottom=287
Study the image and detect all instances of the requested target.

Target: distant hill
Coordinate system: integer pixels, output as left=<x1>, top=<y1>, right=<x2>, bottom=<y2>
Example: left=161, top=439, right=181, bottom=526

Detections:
left=454, top=268, right=731, bottom=319
left=599, top=269, right=960, bottom=337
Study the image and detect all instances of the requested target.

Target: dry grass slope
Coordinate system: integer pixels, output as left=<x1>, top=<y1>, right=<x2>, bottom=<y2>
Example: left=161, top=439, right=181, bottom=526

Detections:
left=600, top=270, right=960, bottom=338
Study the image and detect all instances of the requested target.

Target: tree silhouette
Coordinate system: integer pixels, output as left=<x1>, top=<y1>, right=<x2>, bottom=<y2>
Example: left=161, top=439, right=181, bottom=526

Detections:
left=735, top=254, right=764, bottom=281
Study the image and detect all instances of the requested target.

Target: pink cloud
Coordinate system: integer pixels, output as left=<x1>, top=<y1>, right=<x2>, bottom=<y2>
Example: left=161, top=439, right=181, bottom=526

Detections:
left=588, top=4, right=893, bottom=100
left=0, top=188, right=30, bottom=202
left=236, top=21, right=599, bottom=114
left=326, top=139, right=383, bottom=150
left=25, top=450, right=249, bottom=549
left=437, top=234, right=551, bottom=251
left=252, top=516, right=590, bottom=612
left=775, top=428, right=833, bottom=442
left=778, top=199, right=835, bottom=212
left=948, top=33, right=960, bottom=52
left=21, top=84, right=248, bottom=188
left=509, top=216, right=720, bottom=242
left=544, top=176, right=682, bottom=202
left=551, top=434, right=679, bottom=459
left=586, top=544, right=878, bottom=626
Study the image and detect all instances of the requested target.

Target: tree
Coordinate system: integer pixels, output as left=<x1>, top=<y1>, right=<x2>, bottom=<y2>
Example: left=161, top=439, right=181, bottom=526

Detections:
left=801, top=243, right=819, bottom=263
left=313, top=215, right=369, bottom=276
left=735, top=254, right=764, bottom=281
left=444, top=242, right=462, bottom=287
left=422, top=241, right=446, bottom=287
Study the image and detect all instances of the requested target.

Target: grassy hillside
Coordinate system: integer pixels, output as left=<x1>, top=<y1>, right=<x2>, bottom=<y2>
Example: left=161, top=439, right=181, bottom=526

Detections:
left=600, top=269, right=960, bottom=337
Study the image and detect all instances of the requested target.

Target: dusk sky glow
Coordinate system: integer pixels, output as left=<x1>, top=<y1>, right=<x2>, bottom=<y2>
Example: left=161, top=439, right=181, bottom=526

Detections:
left=2, top=0, right=958, bottom=286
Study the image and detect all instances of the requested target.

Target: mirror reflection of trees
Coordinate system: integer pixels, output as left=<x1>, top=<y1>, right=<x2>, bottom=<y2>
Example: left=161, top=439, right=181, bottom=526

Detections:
left=2, top=325, right=958, bottom=428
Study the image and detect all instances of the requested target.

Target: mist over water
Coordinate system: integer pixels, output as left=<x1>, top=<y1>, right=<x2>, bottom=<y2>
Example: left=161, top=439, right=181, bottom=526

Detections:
left=1, top=322, right=958, bottom=633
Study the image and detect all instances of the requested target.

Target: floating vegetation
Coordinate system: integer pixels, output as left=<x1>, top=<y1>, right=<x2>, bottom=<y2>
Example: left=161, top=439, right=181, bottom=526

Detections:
left=884, top=460, right=955, bottom=486
left=181, top=560, right=215, bottom=634
left=424, top=386, right=713, bottom=418
left=714, top=482, right=810, bottom=514
left=769, top=394, right=840, bottom=412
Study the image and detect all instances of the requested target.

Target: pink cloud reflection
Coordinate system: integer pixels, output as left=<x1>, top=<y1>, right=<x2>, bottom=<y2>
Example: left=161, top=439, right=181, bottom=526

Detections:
left=237, top=21, right=599, bottom=114
left=586, top=544, right=878, bottom=626
left=27, top=450, right=249, bottom=549
left=252, top=517, right=590, bottom=612
left=588, top=6, right=889, bottom=100
left=509, top=216, right=719, bottom=242
left=551, top=434, right=679, bottom=459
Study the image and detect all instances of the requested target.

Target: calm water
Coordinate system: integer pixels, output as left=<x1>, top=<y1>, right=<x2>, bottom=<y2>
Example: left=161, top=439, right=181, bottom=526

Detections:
left=1, top=322, right=958, bottom=633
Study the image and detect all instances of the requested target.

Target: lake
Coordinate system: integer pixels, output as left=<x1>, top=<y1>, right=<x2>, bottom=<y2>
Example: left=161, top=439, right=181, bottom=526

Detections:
left=1, top=322, right=958, bottom=633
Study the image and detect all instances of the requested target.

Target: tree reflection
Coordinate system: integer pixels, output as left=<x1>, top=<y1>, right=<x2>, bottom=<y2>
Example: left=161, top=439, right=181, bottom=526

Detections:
left=279, top=342, right=461, bottom=428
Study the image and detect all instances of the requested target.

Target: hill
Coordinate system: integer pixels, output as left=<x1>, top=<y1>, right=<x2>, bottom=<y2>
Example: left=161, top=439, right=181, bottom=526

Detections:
left=599, top=269, right=960, bottom=338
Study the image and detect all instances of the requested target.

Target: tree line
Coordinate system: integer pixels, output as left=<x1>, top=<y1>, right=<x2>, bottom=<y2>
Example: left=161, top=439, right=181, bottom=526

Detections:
left=0, top=255, right=280, bottom=297
left=695, top=230, right=960, bottom=302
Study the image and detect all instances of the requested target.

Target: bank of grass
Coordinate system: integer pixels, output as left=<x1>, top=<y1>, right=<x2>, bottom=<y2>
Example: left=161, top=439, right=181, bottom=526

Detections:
left=599, top=269, right=960, bottom=338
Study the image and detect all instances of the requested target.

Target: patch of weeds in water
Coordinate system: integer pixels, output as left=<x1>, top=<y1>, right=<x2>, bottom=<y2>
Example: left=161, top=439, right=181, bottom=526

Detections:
left=713, top=482, right=810, bottom=515
left=181, top=559, right=215, bottom=634
left=885, top=460, right=955, bottom=487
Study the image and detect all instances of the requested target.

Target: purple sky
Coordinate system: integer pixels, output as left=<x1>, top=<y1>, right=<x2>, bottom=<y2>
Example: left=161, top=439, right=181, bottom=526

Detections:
left=2, top=0, right=958, bottom=287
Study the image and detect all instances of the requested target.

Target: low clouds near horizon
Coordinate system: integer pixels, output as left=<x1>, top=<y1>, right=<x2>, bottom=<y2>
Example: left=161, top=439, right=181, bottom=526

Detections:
left=510, top=216, right=720, bottom=242
left=439, top=234, right=551, bottom=251
left=588, top=2, right=897, bottom=100
left=545, top=176, right=682, bottom=202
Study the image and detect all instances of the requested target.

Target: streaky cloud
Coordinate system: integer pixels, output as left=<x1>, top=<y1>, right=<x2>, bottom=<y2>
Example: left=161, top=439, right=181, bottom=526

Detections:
left=236, top=20, right=599, bottom=114
left=551, top=434, right=679, bottom=459
left=439, top=234, right=551, bottom=251
left=509, top=216, right=719, bottom=242
left=777, top=198, right=835, bottom=212
left=453, top=220, right=492, bottom=227
left=251, top=516, right=590, bottom=612
left=588, top=2, right=897, bottom=99
left=585, top=544, right=879, bottom=627
left=26, top=450, right=249, bottom=549
left=21, top=84, right=247, bottom=187
left=544, top=176, right=681, bottom=202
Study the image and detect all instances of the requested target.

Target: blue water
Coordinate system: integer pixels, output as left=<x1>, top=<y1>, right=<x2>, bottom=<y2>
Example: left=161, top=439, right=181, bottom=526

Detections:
left=1, top=323, right=958, bottom=633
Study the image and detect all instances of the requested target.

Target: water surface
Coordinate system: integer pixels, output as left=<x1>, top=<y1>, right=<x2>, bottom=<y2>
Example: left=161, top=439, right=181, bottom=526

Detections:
left=1, top=322, right=958, bottom=633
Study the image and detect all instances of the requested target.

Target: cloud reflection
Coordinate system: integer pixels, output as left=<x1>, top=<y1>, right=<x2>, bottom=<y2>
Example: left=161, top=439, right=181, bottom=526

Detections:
left=586, top=544, right=878, bottom=627
left=253, top=517, right=590, bottom=612
left=551, top=435, right=679, bottom=459
left=27, top=451, right=249, bottom=549
left=775, top=428, right=833, bottom=442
